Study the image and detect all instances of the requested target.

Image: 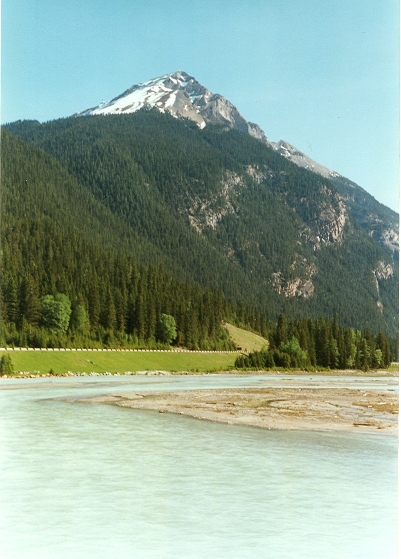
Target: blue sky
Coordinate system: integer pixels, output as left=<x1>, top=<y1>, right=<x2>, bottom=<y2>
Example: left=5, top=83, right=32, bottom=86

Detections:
left=2, top=0, right=399, bottom=211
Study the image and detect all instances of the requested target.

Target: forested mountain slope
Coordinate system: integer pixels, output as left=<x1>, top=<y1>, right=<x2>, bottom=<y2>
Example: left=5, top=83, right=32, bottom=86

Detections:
left=2, top=130, right=268, bottom=349
left=3, top=110, right=399, bottom=335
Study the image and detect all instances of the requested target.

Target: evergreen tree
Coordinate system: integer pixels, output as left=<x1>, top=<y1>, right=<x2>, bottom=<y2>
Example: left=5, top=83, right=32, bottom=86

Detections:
left=70, top=304, right=89, bottom=333
left=275, top=313, right=288, bottom=346
left=20, top=277, right=41, bottom=328
left=376, top=332, right=391, bottom=367
left=0, top=353, right=14, bottom=376
left=101, top=287, right=117, bottom=331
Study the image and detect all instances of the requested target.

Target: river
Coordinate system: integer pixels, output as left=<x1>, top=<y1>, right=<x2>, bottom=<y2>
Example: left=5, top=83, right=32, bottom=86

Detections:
left=0, top=374, right=397, bottom=559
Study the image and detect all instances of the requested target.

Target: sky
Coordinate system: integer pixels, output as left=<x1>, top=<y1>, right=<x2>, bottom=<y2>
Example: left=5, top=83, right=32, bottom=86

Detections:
left=1, top=0, right=399, bottom=211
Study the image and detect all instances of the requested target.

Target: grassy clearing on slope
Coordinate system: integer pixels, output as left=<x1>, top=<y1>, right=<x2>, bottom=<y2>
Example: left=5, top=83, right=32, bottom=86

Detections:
left=0, top=350, right=238, bottom=375
left=224, top=323, right=268, bottom=353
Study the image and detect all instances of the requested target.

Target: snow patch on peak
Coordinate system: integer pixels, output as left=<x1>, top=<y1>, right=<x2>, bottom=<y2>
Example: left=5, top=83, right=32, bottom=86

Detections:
left=74, top=71, right=203, bottom=119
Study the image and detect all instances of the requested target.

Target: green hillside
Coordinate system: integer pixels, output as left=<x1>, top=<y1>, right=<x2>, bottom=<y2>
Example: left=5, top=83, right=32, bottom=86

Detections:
left=224, top=323, right=269, bottom=353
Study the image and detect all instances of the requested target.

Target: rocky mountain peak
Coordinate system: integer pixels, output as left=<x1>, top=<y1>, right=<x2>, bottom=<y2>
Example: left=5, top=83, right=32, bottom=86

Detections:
left=74, top=71, right=270, bottom=138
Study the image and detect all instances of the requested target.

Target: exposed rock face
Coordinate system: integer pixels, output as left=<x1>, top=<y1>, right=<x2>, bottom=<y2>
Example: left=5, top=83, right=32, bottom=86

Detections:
left=285, top=278, right=315, bottom=298
left=271, top=273, right=315, bottom=299
left=271, top=257, right=317, bottom=299
left=245, top=166, right=348, bottom=248
left=293, top=186, right=349, bottom=249
left=284, top=278, right=315, bottom=299
left=374, top=261, right=394, bottom=281
left=372, top=261, right=394, bottom=313
left=245, top=164, right=272, bottom=183
left=187, top=171, right=242, bottom=233
left=297, top=186, right=348, bottom=247
left=270, top=140, right=340, bottom=179
left=380, top=228, right=399, bottom=254
left=330, top=176, right=399, bottom=259
left=314, top=193, right=348, bottom=245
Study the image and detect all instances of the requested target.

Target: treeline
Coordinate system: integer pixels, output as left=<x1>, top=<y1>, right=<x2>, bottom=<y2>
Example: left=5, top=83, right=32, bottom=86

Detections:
left=235, top=314, right=397, bottom=370
left=0, top=216, right=271, bottom=349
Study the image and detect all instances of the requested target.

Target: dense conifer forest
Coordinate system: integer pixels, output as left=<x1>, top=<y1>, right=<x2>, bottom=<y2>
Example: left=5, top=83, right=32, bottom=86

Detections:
left=235, top=314, right=397, bottom=370
left=1, top=110, right=398, bottom=362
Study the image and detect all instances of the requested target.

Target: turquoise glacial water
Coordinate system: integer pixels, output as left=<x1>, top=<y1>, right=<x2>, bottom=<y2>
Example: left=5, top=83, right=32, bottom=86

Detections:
left=0, top=375, right=397, bottom=559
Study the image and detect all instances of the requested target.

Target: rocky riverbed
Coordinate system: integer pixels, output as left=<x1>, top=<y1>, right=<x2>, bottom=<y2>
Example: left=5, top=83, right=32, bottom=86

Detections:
left=78, top=385, right=398, bottom=434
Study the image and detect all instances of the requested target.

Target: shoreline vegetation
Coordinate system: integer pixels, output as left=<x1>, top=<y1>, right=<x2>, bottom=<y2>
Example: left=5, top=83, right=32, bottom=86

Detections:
left=0, top=345, right=398, bottom=379
left=1, top=315, right=396, bottom=375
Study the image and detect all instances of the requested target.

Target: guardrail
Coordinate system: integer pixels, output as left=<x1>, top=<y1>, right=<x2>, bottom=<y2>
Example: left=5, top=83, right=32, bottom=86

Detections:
left=0, top=347, right=239, bottom=353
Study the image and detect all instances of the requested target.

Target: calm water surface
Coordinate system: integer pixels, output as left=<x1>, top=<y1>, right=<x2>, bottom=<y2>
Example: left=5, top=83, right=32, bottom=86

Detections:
left=0, top=375, right=397, bottom=559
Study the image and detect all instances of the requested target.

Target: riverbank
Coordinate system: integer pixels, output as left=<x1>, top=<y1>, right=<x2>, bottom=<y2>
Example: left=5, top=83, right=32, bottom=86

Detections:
left=1, top=368, right=398, bottom=379
left=78, top=384, right=398, bottom=434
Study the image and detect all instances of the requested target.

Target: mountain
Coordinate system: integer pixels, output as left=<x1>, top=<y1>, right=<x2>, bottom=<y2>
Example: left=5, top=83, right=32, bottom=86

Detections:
left=74, top=71, right=398, bottom=257
left=2, top=72, right=398, bottom=345
left=4, top=105, right=398, bottom=337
